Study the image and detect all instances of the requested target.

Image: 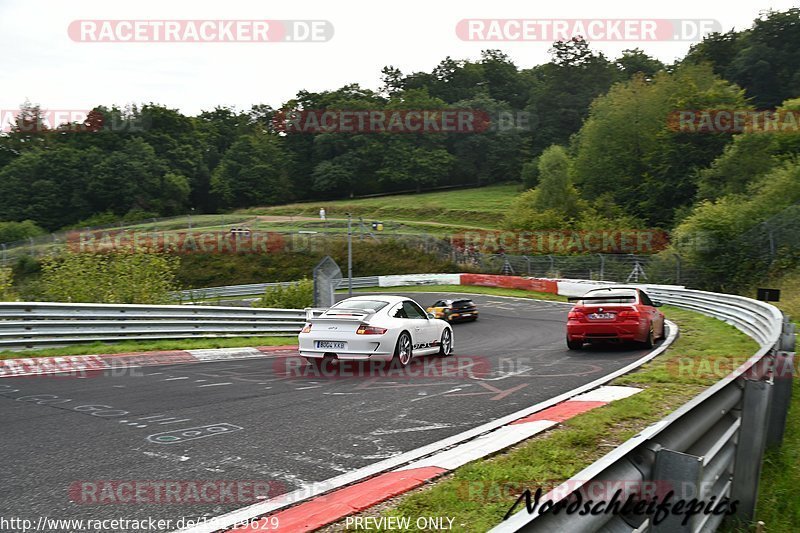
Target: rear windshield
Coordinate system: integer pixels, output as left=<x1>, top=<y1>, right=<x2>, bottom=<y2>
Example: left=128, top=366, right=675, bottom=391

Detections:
left=452, top=299, right=475, bottom=308
left=330, top=300, right=389, bottom=313
left=578, top=291, right=637, bottom=305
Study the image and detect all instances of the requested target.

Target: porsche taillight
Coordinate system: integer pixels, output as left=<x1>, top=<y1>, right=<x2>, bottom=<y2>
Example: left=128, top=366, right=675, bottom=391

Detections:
left=356, top=324, right=388, bottom=335
left=300, top=323, right=312, bottom=333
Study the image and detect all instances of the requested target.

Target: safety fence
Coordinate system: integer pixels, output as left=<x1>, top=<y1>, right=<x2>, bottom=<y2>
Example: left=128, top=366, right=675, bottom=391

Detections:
left=491, top=283, right=794, bottom=532
left=0, top=302, right=309, bottom=349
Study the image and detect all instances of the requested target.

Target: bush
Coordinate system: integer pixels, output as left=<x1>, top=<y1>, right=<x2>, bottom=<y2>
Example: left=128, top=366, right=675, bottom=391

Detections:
left=39, top=251, right=180, bottom=304
left=255, top=278, right=313, bottom=309
left=0, top=220, right=46, bottom=244
left=0, top=267, right=15, bottom=301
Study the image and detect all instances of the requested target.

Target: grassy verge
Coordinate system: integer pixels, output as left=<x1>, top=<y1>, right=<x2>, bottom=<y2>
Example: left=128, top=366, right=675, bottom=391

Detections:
left=348, top=284, right=567, bottom=303
left=753, top=379, right=800, bottom=530
left=237, top=183, right=520, bottom=229
left=340, top=305, right=758, bottom=532
left=0, top=336, right=293, bottom=360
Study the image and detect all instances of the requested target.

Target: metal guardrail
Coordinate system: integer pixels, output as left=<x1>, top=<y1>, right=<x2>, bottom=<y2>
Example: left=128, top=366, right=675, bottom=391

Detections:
left=3, top=276, right=795, bottom=533
left=493, top=286, right=795, bottom=533
left=0, top=302, right=309, bottom=348
left=173, top=276, right=380, bottom=301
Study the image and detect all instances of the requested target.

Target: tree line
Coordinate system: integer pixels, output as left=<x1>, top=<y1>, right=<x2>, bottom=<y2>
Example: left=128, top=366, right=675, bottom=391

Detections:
left=0, top=9, right=797, bottom=292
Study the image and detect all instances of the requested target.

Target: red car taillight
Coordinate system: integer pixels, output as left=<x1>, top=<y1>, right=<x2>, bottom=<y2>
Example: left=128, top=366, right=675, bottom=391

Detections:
left=618, top=309, right=641, bottom=319
left=356, top=324, right=388, bottom=335
left=568, top=309, right=585, bottom=320
left=300, top=323, right=312, bottom=333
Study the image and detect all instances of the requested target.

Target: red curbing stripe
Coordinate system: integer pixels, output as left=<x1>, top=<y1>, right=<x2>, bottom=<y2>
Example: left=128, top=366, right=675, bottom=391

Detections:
left=229, top=467, right=446, bottom=532
left=510, top=400, right=607, bottom=424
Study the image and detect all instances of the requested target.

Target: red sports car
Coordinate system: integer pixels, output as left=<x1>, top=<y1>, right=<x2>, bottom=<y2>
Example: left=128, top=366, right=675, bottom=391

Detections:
left=566, top=287, right=665, bottom=350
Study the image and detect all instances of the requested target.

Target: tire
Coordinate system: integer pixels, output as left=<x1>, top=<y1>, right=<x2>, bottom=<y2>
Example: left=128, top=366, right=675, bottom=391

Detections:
left=566, top=337, right=583, bottom=350
left=438, top=328, right=453, bottom=356
left=393, top=332, right=413, bottom=367
left=641, top=326, right=655, bottom=349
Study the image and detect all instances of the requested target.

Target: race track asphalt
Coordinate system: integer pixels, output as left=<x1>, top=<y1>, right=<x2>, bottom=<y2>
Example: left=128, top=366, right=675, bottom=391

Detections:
left=0, top=292, right=662, bottom=531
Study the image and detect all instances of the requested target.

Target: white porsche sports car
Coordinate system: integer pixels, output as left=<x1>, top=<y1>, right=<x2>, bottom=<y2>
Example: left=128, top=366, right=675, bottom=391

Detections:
left=298, top=295, right=454, bottom=367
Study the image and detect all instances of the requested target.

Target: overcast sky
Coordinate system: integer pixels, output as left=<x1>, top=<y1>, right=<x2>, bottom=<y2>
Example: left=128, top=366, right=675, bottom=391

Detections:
left=0, top=0, right=795, bottom=116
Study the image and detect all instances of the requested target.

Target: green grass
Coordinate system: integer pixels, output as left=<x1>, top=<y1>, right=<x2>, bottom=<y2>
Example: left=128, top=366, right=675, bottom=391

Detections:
left=754, top=379, right=800, bottom=531
left=345, top=306, right=759, bottom=532
left=350, top=284, right=567, bottom=303
left=0, top=336, right=293, bottom=360
left=238, top=183, right=521, bottom=229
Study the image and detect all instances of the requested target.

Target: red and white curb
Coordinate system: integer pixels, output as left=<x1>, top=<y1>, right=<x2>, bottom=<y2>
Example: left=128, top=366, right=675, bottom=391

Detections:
left=218, top=386, right=642, bottom=533
left=0, top=345, right=299, bottom=378
left=177, top=321, right=677, bottom=533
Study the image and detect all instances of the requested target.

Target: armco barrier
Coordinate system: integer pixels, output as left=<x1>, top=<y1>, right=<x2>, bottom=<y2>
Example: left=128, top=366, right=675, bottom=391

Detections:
left=492, top=284, right=794, bottom=533
left=0, top=302, right=309, bottom=348
left=2, top=273, right=792, bottom=532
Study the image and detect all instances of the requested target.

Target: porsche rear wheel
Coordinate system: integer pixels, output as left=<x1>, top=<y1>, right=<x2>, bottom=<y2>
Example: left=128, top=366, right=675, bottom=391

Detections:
left=438, top=328, right=453, bottom=356
left=394, top=332, right=413, bottom=367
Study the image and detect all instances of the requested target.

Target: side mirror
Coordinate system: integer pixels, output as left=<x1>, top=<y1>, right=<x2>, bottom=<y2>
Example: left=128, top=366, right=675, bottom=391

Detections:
left=652, top=301, right=663, bottom=307
left=427, top=312, right=436, bottom=319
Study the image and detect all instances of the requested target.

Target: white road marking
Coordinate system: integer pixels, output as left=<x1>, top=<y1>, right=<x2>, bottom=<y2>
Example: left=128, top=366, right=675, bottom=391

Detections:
left=164, top=377, right=189, bottom=381
left=371, top=423, right=453, bottom=435
left=159, top=419, right=192, bottom=425
left=197, top=382, right=232, bottom=388
left=410, top=387, right=464, bottom=402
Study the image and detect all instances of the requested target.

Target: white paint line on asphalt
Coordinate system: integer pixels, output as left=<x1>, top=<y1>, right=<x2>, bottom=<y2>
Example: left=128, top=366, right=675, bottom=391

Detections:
left=371, top=423, right=453, bottom=436
left=164, top=377, right=189, bottom=381
left=174, top=322, right=678, bottom=533
left=410, top=387, right=463, bottom=402
left=197, top=382, right=232, bottom=388
left=159, top=419, right=192, bottom=425
left=569, top=385, right=642, bottom=403
left=398, top=420, right=556, bottom=471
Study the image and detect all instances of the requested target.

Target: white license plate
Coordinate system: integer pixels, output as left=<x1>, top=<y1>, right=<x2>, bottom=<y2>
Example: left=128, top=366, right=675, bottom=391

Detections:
left=588, top=313, right=615, bottom=320
left=461, top=313, right=472, bottom=317
left=316, top=341, right=346, bottom=350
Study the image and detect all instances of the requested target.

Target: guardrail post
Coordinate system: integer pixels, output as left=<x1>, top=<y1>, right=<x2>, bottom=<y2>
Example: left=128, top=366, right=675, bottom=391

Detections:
left=766, top=351, right=795, bottom=449
left=651, top=448, right=702, bottom=533
left=730, top=379, right=772, bottom=524
left=780, top=318, right=796, bottom=352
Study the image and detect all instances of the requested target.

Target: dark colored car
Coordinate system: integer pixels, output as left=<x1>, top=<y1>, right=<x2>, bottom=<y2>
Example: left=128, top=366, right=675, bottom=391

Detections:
left=566, top=287, right=665, bottom=349
left=426, top=298, right=479, bottom=323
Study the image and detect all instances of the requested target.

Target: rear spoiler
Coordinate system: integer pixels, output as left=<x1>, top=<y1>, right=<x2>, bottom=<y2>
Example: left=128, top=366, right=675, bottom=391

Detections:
left=567, top=296, right=636, bottom=302
left=304, top=307, right=375, bottom=322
